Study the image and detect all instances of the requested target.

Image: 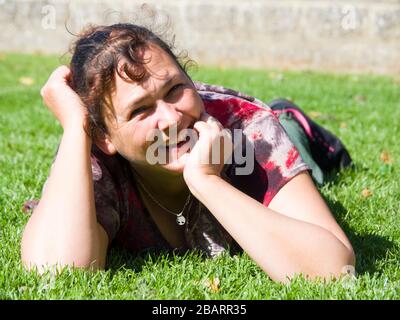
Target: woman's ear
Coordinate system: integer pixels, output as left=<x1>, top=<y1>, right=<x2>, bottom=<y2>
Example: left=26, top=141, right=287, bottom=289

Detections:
left=95, top=134, right=118, bottom=155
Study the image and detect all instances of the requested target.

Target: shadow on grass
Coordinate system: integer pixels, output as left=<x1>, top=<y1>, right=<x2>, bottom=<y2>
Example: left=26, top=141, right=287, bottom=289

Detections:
left=321, top=163, right=398, bottom=276
left=324, top=196, right=398, bottom=276
left=105, top=246, right=209, bottom=276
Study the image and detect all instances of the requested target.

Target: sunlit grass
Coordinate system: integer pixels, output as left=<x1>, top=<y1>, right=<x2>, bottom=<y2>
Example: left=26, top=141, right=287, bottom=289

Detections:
left=1, top=53, right=399, bottom=299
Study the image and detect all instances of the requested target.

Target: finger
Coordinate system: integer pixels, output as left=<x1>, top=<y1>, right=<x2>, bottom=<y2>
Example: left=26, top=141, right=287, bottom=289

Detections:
left=42, top=66, right=72, bottom=94
left=206, top=116, right=223, bottom=130
left=200, top=112, right=218, bottom=125
left=200, top=111, right=223, bottom=128
left=47, top=65, right=71, bottom=84
left=199, top=111, right=221, bottom=127
left=54, top=65, right=71, bottom=77
left=193, top=120, right=209, bottom=134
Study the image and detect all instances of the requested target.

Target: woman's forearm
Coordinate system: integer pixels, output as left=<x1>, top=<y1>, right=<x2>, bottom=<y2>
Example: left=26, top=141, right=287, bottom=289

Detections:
left=21, top=124, right=105, bottom=271
left=188, top=175, right=354, bottom=283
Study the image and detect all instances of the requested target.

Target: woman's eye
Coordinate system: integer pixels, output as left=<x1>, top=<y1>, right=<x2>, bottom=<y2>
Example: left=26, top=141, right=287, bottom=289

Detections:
left=168, top=84, right=183, bottom=95
left=129, top=106, right=148, bottom=118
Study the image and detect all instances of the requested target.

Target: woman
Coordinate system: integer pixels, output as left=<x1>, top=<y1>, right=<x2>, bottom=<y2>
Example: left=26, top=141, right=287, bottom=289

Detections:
left=21, top=23, right=355, bottom=283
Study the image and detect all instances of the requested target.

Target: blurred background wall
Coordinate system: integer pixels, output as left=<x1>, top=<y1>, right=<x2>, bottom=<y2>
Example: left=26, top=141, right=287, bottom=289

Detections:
left=0, top=0, right=399, bottom=75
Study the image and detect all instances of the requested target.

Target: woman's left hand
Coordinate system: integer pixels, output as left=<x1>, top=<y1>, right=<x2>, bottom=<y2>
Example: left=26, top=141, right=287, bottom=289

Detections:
left=183, top=112, right=233, bottom=186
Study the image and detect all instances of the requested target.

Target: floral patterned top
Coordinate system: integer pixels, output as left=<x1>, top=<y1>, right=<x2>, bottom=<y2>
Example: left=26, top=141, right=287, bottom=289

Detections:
left=24, top=82, right=309, bottom=259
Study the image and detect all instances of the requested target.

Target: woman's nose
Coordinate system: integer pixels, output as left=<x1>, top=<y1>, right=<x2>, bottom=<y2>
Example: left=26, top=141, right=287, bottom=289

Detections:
left=156, top=102, right=182, bottom=133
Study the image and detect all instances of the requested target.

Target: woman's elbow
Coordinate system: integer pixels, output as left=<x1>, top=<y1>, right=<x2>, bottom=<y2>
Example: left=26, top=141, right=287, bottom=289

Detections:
left=272, top=244, right=356, bottom=284
left=310, top=245, right=356, bottom=282
left=336, top=246, right=356, bottom=277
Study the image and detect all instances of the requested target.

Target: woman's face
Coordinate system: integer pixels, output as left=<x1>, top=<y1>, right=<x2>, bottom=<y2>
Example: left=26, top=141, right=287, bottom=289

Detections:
left=99, top=43, right=204, bottom=175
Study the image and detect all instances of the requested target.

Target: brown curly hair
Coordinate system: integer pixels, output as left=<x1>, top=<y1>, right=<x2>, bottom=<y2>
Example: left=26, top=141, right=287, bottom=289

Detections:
left=69, top=23, right=193, bottom=140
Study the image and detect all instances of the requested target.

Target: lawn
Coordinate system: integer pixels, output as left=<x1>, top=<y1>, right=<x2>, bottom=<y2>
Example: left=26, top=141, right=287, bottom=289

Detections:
left=0, top=53, right=399, bottom=299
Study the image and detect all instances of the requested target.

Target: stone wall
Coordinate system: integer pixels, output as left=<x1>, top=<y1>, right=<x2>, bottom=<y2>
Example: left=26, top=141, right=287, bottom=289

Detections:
left=1, top=0, right=399, bottom=75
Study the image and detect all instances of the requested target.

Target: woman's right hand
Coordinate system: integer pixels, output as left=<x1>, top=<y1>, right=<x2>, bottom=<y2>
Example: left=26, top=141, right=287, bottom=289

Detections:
left=41, top=65, right=88, bottom=130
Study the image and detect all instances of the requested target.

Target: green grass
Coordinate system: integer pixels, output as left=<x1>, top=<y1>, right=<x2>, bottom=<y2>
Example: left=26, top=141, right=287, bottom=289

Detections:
left=1, top=53, right=400, bottom=299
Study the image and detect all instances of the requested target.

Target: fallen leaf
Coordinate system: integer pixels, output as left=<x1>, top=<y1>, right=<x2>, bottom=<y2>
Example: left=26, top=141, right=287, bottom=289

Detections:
left=309, top=111, right=322, bottom=119
left=22, top=200, right=39, bottom=214
left=380, top=151, right=393, bottom=164
left=340, top=122, right=347, bottom=128
left=269, top=72, right=284, bottom=81
left=361, top=188, right=372, bottom=198
left=19, top=77, right=35, bottom=86
left=309, top=112, right=337, bottom=121
left=203, top=277, right=220, bottom=293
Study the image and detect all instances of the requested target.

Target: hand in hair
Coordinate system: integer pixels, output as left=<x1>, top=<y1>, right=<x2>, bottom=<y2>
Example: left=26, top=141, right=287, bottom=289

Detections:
left=40, top=65, right=88, bottom=131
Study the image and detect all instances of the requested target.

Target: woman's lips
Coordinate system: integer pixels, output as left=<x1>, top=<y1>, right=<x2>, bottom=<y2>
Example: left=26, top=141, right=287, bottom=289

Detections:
left=146, top=121, right=198, bottom=159
left=163, top=123, right=196, bottom=148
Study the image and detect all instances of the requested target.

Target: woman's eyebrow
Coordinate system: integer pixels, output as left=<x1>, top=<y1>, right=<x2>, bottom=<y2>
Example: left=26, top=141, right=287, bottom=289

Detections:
left=123, top=75, right=181, bottom=112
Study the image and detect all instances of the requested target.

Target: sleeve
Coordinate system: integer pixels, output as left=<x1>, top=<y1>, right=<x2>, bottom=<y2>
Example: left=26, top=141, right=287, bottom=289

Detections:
left=238, top=108, right=310, bottom=206
left=90, top=153, right=121, bottom=245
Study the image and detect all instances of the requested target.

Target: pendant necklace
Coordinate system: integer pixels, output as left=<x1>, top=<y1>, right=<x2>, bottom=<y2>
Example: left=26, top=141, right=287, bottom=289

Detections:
left=133, top=172, right=191, bottom=226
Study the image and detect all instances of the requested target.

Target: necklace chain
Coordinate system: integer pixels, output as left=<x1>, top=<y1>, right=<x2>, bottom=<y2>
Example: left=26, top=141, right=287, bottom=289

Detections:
left=133, top=171, right=191, bottom=224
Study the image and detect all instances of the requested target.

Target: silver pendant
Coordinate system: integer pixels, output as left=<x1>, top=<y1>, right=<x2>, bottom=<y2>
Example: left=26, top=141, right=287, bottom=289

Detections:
left=176, top=215, right=186, bottom=226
